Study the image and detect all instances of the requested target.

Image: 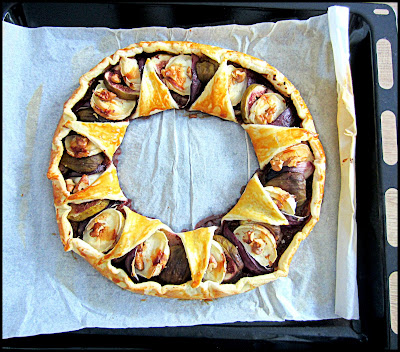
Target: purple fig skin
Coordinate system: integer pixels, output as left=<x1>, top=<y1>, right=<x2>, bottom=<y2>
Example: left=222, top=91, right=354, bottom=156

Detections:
left=62, top=155, right=111, bottom=178
left=246, top=69, right=261, bottom=87
left=158, top=245, right=191, bottom=285
left=262, top=161, right=314, bottom=185
left=270, top=106, right=296, bottom=127
left=170, top=91, right=189, bottom=108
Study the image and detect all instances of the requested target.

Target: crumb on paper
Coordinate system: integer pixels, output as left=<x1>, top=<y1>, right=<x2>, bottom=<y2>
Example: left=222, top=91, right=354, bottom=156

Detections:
left=342, top=157, right=354, bottom=163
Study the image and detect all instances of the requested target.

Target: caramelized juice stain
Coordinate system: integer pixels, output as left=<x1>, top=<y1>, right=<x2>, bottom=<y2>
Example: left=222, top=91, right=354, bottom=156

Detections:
left=19, top=84, right=43, bottom=248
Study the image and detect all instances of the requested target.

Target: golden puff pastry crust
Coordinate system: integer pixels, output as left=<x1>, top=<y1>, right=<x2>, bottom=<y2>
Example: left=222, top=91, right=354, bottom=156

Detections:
left=66, top=164, right=126, bottom=203
left=132, top=56, right=179, bottom=118
left=222, top=173, right=289, bottom=225
left=190, top=60, right=237, bottom=122
left=48, top=41, right=326, bottom=300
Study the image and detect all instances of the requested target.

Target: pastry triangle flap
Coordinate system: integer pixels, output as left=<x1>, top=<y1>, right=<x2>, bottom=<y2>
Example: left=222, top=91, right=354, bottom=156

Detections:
left=102, top=207, right=170, bottom=262
left=243, top=125, right=317, bottom=169
left=189, top=60, right=236, bottom=122
left=133, top=58, right=179, bottom=118
left=67, top=164, right=126, bottom=202
left=222, top=173, right=288, bottom=225
left=64, top=120, right=128, bottom=159
left=177, top=227, right=216, bottom=288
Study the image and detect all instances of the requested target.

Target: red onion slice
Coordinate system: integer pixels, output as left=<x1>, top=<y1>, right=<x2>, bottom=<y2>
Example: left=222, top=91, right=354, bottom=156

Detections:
left=282, top=212, right=309, bottom=225
left=284, top=161, right=315, bottom=180
left=188, top=54, right=202, bottom=106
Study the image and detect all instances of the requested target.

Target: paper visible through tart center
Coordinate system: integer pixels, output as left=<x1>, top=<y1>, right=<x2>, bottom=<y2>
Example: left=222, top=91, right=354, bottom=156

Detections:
left=117, top=109, right=259, bottom=232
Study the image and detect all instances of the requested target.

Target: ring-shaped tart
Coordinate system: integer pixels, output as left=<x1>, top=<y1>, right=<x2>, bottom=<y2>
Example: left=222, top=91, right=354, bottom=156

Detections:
left=47, top=41, right=326, bottom=300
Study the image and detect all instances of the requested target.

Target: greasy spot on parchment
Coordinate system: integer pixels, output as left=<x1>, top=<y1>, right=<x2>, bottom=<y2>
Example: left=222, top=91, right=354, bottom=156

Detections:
left=71, top=46, right=97, bottom=83
left=98, top=34, right=120, bottom=54
left=19, top=84, right=43, bottom=248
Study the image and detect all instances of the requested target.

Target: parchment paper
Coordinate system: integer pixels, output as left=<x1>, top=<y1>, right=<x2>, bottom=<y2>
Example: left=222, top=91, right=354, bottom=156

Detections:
left=328, top=6, right=359, bottom=319
left=2, top=6, right=358, bottom=339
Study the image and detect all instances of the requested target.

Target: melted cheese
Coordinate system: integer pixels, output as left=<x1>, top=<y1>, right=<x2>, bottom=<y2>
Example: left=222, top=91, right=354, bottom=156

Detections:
left=65, top=135, right=102, bottom=158
left=202, top=241, right=226, bottom=284
left=135, top=230, right=170, bottom=279
left=151, top=54, right=173, bottom=70
left=90, top=81, right=136, bottom=120
left=264, top=186, right=296, bottom=215
left=120, top=57, right=141, bottom=91
left=161, top=54, right=192, bottom=96
left=70, top=174, right=101, bottom=187
left=82, top=208, right=125, bottom=253
left=270, top=143, right=314, bottom=171
left=234, top=223, right=277, bottom=267
left=248, top=93, right=286, bottom=124
left=227, top=65, right=248, bottom=106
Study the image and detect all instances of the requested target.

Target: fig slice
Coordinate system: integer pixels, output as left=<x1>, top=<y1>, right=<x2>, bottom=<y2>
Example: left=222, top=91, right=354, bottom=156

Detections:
left=90, top=81, right=136, bottom=120
left=158, top=244, right=191, bottom=285
left=103, top=69, right=139, bottom=100
left=67, top=199, right=110, bottom=222
left=195, top=58, right=219, bottom=84
left=269, top=106, right=296, bottom=127
left=240, top=84, right=268, bottom=123
left=266, top=172, right=307, bottom=207
left=76, top=108, right=109, bottom=122
left=60, top=152, right=104, bottom=174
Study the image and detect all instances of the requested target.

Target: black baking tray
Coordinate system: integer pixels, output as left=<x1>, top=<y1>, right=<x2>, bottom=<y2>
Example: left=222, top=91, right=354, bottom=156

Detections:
left=2, top=2, right=398, bottom=350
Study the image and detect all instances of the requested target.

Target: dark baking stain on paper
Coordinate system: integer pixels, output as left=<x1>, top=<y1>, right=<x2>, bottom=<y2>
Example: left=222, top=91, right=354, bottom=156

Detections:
left=19, top=84, right=43, bottom=248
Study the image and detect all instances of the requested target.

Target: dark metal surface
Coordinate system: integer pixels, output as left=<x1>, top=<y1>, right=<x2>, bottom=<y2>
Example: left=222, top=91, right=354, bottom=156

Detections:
left=2, top=2, right=397, bottom=350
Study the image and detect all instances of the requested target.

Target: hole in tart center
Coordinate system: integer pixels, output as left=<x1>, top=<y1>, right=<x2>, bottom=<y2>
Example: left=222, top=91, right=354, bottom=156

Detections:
left=117, top=110, right=259, bottom=233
